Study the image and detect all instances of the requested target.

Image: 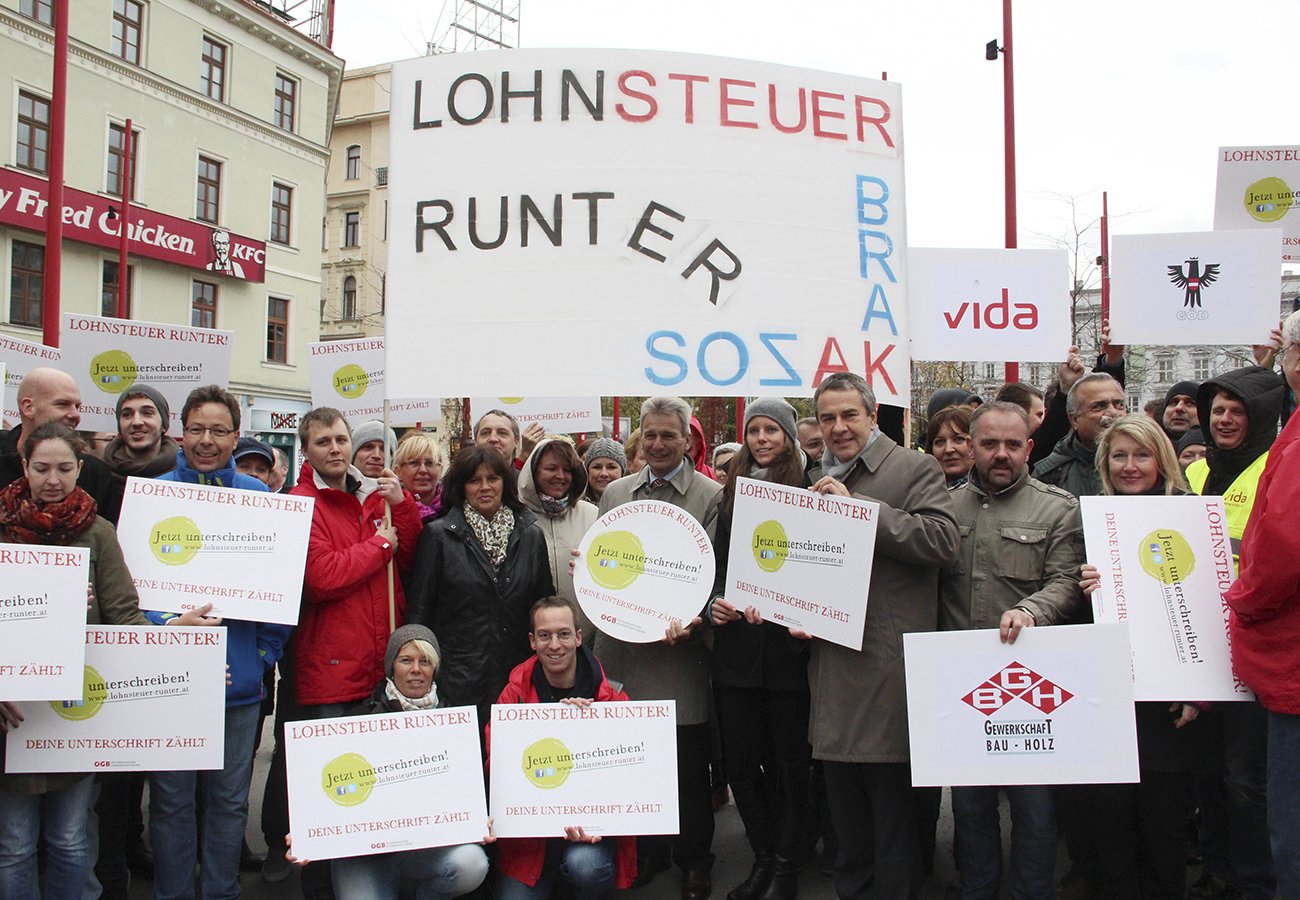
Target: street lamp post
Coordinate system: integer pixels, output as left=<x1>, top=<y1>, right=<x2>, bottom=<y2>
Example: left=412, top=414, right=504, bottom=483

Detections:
left=988, top=0, right=1018, bottom=383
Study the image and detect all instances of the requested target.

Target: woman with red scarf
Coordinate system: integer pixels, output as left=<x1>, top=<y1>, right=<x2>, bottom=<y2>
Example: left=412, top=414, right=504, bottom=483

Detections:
left=0, top=422, right=148, bottom=899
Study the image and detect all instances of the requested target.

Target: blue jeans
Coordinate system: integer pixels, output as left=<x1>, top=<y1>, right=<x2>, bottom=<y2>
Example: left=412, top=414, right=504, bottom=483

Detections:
left=0, top=775, right=97, bottom=899
left=951, top=785, right=1056, bottom=900
left=494, top=839, right=617, bottom=900
left=332, top=843, right=488, bottom=900
left=149, top=700, right=261, bottom=900
left=1268, top=710, right=1300, bottom=900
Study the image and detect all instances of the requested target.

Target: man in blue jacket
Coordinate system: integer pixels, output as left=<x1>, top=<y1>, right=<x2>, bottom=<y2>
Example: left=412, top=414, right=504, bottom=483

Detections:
left=144, top=385, right=292, bottom=900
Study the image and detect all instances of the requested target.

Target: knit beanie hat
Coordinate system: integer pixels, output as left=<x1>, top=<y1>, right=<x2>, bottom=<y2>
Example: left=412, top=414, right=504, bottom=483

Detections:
left=584, top=437, right=627, bottom=473
left=384, top=624, right=441, bottom=678
left=1176, top=427, right=1207, bottom=455
left=351, top=420, right=397, bottom=453
left=1164, top=380, right=1200, bottom=408
left=743, top=397, right=798, bottom=447
left=713, top=442, right=742, bottom=467
left=115, top=384, right=171, bottom=426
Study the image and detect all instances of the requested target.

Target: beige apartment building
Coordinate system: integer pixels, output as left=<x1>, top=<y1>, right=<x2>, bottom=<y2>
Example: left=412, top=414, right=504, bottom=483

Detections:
left=0, top=0, right=342, bottom=465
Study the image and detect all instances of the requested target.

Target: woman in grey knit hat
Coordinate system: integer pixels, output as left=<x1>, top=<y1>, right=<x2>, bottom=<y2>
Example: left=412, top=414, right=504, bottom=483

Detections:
left=580, top=437, right=627, bottom=505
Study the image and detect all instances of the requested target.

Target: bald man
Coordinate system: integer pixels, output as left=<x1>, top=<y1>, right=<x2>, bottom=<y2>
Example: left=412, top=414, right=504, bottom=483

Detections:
left=1, top=367, right=124, bottom=522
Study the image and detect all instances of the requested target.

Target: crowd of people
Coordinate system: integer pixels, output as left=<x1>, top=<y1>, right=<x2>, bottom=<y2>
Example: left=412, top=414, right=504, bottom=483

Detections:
left=1, top=312, right=1299, bottom=900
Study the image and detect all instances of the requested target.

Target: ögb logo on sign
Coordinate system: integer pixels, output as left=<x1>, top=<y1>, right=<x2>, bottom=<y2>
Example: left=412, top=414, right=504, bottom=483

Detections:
left=51, top=665, right=108, bottom=721
left=960, top=661, right=1074, bottom=717
left=321, top=752, right=377, bottom=807
left=149, top=516, right=202, bottom=566
left=89, top=349, right=139, bottom=394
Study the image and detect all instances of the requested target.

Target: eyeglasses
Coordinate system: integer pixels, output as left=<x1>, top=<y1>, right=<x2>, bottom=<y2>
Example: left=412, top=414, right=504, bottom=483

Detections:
left=533, top=630, right=576, bottom=644
left=400, top=459, right=440, bottom=469
left=184, top=426, right=234, bottom=439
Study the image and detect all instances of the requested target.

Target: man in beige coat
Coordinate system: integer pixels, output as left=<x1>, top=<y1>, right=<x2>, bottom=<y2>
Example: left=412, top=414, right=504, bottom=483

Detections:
left=808, top=373, right=959, bottom=900
left=596, top=396, right=722, bottom=900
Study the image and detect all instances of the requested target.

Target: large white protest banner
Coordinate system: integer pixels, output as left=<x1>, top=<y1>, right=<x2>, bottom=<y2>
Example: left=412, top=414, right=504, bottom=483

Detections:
left=573, top=500, right=715, bottom=643
left=1214, top=145, right=1300, bottom=262
left=490, top=700, right=678, bottom=838
left=307, top=337, right=441, bottom=426
left=1109, top=230, right=1282, bottom=346
left=2, top=334, right=61, bottom=425
left=286, top=707, right=488, bottom=861
left=1081, top=496, right=1251, bottom=702
left=904, top=624, right=1138, bottom=786
left=725, top=477, right=877, bottom=649
left=60, top=314, right=233, bottom=435
left=387, top=50, right=909, bottom=403
left=116, top=477, right=313, bottom=625
left=5, top=626, right=227, bottom=773
left=0, top=545, right=88, bottom=700
left=469, top=397, right=602, bottom=434
left=908, top=248, right=1070, bottom=363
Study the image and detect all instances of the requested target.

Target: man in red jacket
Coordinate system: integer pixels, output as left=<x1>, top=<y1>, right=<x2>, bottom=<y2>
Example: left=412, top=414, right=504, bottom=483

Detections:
left=491, top=596, right=637, bottom=900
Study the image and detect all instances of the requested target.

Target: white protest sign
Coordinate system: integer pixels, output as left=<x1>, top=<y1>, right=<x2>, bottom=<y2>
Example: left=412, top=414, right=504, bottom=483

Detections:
left=490, top=700, right=678, bottom=838
left=307, top=337, right=441, bottom=426
left=1081, top=495, right=1251, bottom=702
left=0, top=545, right=88, bottom=700
left=1214, top=145, right=1300, bottom=262
left=908, top=248, right=1070, bottom=363
left=286, top=707, right=488, bottom=861
left=1109, top=230, right=1282, bottom=345
left=725, top=477, right=877, bottom=649
left=904, top=624, right=1138, bottom=786
left=5, top=626, right=227, bottom=773
left=387, top=49, right=910, bottom=403
left=469, top=397, right=602, bottom=435
left=573, top=500, right=715, bottom=643
left=2, top=334, right=61, bottom=425
left=115, top=477, right=313, bottom=625
left=60, top=313, right=233, bottom=435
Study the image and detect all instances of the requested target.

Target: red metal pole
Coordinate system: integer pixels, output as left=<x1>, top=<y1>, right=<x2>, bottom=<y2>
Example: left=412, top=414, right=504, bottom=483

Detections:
left=611, top=397, right=621, bottom=440
left=1100, top=191, right=1110, bottom=325
left=735, top=397, right=745, bottom=440
left=116, top=118, right=132, bottom=318
left=43, top=0, right=69, bottom=347
left=1001, top=0, right=1019, bottom=384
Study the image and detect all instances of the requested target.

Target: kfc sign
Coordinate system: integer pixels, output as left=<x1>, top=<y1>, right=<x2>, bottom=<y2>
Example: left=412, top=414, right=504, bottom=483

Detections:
left=0, top=168, right=265, bottom=283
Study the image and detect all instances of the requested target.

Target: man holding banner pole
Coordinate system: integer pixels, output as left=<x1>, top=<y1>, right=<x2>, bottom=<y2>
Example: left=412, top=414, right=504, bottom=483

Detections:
left=939, top=401, right=1084, bottom=900
left=806, top=372, right=958, bottom=900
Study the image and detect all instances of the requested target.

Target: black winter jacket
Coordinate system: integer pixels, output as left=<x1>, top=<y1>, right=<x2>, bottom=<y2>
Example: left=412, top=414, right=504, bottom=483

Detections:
left=404, top=505, right=554, bottom=720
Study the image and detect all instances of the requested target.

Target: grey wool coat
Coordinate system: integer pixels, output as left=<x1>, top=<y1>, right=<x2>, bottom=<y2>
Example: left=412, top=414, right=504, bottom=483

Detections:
left=807, top=433, right=960, bottom=763
left=594, top=462, right=722, bottom=726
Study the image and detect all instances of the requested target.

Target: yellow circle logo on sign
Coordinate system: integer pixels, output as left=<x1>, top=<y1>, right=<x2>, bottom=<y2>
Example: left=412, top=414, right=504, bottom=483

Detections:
left=89, top=350, right=138, bottom=395
left=1243, top=176, right=1294, bottom=223
left=332, top=364, right=369, bottom=399
left=587, top=530, right=646, bottom=590
left=1138, top=529, right=1196, bottom=584
left=752, top=519, right=790, bottom=573
left=149, top=516, right=203, bottom=566
left=522, top=737, right=574, bottom=790
left=499, top=397, right=524, bottom=404
left=321, top=752, right=377, bottom=807
left=51, top=665, right=108, bottom=721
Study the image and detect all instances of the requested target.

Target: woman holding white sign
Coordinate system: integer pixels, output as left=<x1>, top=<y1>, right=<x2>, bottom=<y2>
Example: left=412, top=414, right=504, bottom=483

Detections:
left=706, top=399, right=812, bottom=900
left=0, top=423, right=148, bottom=899
left=1077, top=414, right=1214, bottom=900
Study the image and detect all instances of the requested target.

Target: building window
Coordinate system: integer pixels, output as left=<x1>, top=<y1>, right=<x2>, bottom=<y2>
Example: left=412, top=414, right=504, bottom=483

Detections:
left=191, top=280, right=218, bottom=328
left=267, top=296, right=289, bottom=363
left=273, top=73, right=297, bottom=132
left=107, top=122, right=140, bottom=200
left=196, top=156, right=221, bottom=224
left=111, top=0, right=143, bottom=65
left=101, top=261, right=134, bottom=318
left=342, top=276, right=357, bottom=319
left=374, top=166, right=388, bottom=187
left=983, top=363, right=996, bottom=380
left=16, top=91, right=50, bottom=175
left=270, top=182, right=292, bottom=245
left=19, top=0, right=53, bottom=26
left=345, top=145, right=361, bottom=180
left=343, top=211, right=360, bottom=248
left=1156, top=357, right=1174, bottom=383
left=10, top=241, right=44, bottom=327
left=1193, top=353, right=1211, bottom=381
left=200, top=37, right=227, bottom=102
left=1128, top=394, right=1140, bottom=413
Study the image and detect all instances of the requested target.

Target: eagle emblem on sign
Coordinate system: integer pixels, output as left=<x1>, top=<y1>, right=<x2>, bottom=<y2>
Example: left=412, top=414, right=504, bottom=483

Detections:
left=1167, top=257, right=1220, bottom=316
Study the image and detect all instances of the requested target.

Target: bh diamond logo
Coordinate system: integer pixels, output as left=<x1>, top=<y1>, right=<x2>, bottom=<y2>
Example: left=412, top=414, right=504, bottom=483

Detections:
left=961, top=661, right=1074, bottom=717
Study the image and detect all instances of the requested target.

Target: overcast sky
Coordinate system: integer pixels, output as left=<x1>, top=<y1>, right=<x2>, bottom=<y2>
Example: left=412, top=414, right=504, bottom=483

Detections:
left=329, top=0, right=1298, bottom=276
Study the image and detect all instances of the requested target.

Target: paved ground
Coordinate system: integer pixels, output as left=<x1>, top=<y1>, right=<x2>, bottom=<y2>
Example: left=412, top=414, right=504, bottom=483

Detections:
left=123, top=720, right=1058, bottom=899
